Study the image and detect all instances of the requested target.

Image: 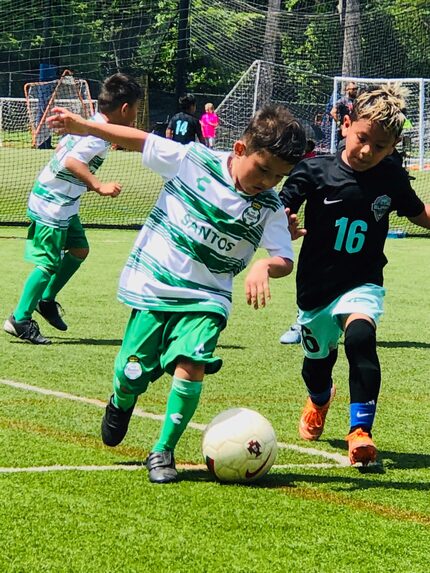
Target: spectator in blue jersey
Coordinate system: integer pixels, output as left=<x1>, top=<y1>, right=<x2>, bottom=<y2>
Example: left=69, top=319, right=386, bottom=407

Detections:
left=47, top=103, right=306, bottom=484
left=166, top=93, right=205, bottom=145
left=280, top=83, right=430, bottom=467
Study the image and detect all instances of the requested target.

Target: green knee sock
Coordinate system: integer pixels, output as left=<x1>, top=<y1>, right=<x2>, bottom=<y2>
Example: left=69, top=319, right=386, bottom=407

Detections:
left=14, top=266, right=52, bottom=321
left=153, top=377, right=203, bottom=453
left=42, top=252, right=83, bottom=301
left=112, top=377, right=137, bottom=411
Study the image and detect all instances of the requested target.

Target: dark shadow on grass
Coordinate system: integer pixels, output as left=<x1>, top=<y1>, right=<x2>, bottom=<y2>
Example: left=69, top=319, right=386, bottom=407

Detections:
left=261, top=471, right=430, bottom=492
left=377, top=340, right=430, bottom=349
left=328, top=438, right=430, bottom=470
left=50, top=337, right=122, bottom=346
left=179, top=468, right=213, bottom=482
left=115, top=461, right=146, bottom=467
left=8, top=337, right=245, bottom=349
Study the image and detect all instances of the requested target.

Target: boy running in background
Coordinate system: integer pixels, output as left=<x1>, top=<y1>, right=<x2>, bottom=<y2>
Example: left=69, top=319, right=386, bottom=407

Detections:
left=48, top=104, right=306, bottom=483
left=4, top=73, right=142, bottom=344
left=280, top=84, right=430, bottom=466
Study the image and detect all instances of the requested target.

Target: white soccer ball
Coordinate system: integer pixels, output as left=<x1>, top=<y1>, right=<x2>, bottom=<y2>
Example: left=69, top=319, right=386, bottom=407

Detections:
left=202, top=408, right=278, bottom=483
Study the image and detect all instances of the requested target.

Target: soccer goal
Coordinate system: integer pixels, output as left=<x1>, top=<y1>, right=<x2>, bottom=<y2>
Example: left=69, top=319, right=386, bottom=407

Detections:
left=24, top=69, right=94, bottom=149
left=331, top=76, right=430, bottom=169
left=215, top=61, right=430, bottom=236
left=215, top=60, right=334, bottom=153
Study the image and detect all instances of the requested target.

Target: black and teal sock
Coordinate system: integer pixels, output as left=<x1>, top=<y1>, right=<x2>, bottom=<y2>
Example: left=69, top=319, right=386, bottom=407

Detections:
left=152, top=377, right=203, bottom=453
left=112, top=377, right=137, bottom=412
left=14, top=266, right=52, bottom=321
left=41, top=252, right=84, bottom=301
left=344, top=319, right=380, bottom=434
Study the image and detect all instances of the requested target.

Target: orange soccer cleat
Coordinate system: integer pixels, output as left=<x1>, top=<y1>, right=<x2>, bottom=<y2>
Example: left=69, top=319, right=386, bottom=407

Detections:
left=346, top=428, right=377, bottom=466
left=299, top=385, right=336, bottom=441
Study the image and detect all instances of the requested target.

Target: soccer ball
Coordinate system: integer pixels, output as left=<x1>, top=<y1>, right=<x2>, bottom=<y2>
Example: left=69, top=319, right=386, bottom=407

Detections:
left=202, top=408, right=278, bottom=483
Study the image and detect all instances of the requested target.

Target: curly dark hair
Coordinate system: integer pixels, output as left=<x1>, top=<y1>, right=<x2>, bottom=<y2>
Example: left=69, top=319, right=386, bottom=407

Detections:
left=242, top=105, right=306, bottom=163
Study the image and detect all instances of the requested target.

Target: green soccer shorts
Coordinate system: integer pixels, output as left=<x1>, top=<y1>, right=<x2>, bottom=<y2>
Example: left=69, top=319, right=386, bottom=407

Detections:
left=114, top=309, right=226, bottom=395
left=298, top=283, right=385, bottom=359
left=25, top=216, right=89, bottom=271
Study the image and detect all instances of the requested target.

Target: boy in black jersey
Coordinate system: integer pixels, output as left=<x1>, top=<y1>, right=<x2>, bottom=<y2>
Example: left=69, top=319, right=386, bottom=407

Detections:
left=166, top=93, right=205, bottom=145
left=280, top=84, right=430, bottom=466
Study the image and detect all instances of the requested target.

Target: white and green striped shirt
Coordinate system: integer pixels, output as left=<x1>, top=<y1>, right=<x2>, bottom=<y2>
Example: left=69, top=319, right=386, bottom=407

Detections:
left=27, top=113, right=109, bottom=229
left=118, top=134, right=294, bottom=319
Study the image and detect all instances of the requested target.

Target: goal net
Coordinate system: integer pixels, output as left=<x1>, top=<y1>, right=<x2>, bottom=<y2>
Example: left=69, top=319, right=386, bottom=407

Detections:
left=24, top=70, right=94, bottom=149
left=215, top=61, right=430, bottom=236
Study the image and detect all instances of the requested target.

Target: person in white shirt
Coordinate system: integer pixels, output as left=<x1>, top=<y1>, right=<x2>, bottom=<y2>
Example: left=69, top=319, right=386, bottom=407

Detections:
left=47, top=103, right=306, bottom=483
left=4, top=73, right=142, bottom=344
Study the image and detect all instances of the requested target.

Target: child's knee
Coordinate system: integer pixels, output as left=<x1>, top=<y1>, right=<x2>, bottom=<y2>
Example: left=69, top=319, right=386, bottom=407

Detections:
left=344, top=319, right=376, bottom=357
left=114, top=355, right=151, bottom=395
left=68, top=247, right=89, bottom=260
left=174, top=358, right=205, bottom=381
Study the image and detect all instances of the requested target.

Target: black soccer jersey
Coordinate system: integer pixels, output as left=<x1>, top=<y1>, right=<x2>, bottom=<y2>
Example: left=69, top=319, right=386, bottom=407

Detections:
left=280, top=150, right=424, bottom=310
left=167, top=112, right=203, bottom=144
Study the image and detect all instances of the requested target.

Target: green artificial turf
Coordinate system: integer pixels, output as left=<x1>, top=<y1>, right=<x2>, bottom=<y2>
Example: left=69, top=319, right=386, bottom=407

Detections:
left=0, top=228, right=429, bottom=572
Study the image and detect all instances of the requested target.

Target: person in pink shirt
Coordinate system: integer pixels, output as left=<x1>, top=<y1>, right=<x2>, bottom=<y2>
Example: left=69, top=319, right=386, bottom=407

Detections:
left=200, top=103, right=219, bottom=148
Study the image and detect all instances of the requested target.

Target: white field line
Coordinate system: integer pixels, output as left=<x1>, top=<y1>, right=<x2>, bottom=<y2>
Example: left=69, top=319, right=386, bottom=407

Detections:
left=0, top=462, right=343, bottom=475
left=0, top=378, right=350, bottom=471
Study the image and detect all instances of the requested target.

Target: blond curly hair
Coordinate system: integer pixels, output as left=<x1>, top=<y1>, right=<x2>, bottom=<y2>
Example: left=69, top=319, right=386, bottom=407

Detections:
left=350, top=83, right=408, bottom=138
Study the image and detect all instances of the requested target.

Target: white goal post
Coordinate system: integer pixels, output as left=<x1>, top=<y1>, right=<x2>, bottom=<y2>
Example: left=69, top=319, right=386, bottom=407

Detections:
left=0, top=97, right=97, bottom=148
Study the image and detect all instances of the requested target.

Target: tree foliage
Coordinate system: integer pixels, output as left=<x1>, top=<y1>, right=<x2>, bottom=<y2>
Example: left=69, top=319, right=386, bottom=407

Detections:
left=0, top=0, right=429, bottom=98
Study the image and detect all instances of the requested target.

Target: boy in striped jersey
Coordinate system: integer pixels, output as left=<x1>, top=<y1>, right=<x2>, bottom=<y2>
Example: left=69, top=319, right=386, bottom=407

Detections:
left=4, top=73, right=142, bottom=344
left=48, top=104, right=306, bottom=483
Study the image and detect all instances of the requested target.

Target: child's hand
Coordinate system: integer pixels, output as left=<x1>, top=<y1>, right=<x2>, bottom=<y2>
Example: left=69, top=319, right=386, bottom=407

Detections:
left=96, top=182, right=122, bottom=197
left=285, top=207, right=307, bottom=240
left=245, top=260, right=271, bottom=310
left=47, top=107, right=89, bottom=136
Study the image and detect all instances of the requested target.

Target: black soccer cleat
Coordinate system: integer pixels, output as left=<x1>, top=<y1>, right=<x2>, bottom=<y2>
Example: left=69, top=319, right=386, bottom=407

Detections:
left=36, top=300, right=68, bottom=331
left=146, top=450, right=178, bottom=484
left=3, top=315, right=51, bottom=345
left=101, top=395, right=135, bottom=447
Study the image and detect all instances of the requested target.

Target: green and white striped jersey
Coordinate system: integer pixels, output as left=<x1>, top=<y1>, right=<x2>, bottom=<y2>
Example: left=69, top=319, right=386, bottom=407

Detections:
left=118, top=134, right=294, bottom=320
left=27, top=113, right=109, bottom=229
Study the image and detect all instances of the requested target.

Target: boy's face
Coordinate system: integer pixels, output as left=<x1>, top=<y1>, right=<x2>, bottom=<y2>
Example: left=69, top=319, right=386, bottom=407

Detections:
left=342, top=116, right=399, bottom=172
left=231, top=141, right=294, bottom=195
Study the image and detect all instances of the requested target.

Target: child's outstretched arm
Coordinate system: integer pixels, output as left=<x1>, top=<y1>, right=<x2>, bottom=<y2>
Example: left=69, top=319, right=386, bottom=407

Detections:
left=245, top=256, right=293, bottom=310
left=65, top=157, right=121, bottom=197
left=47, top=107, right=147, bottom=153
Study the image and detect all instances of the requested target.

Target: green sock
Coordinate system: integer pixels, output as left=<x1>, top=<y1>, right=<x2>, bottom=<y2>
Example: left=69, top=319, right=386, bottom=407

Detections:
left=14, top=266, right=52, bottom=321
left=153, top=377, right=203, bottom=453
left=42, top=252, right=83, bottom=301
left=112, top=377, right=137, bottom=411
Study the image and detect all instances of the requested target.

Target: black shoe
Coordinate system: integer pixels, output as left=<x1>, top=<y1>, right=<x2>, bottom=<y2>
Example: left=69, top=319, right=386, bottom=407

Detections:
left=146, top=450, right=178, bottom=484
left=36, top=300, right=68, bottom=331
left=3, top=315, right=51, bottom=345
left=101, top=395, right=135, bottom=446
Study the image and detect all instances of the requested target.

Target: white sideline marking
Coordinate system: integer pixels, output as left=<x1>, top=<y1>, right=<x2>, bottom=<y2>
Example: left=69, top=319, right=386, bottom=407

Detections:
left=0, top=378, right=350, bottom=467
left=0, top=462, right=343, bottom=475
